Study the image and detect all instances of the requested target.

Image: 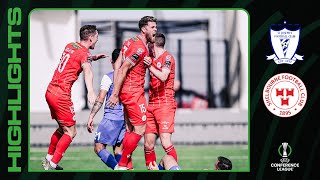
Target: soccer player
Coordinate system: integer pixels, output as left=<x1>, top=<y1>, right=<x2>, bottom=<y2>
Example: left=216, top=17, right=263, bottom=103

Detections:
left=86, top=48, right=134, bottom=170
left=143, top=33, right=178, bottom=169
left=42, top=25, right=107, bottom=170
left=148, top=155, right=232, bottom=170
left=106, top=16, right=157, bottom=170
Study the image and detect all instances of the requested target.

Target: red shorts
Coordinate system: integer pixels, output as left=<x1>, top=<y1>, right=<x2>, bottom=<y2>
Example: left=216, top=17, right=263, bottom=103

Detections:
left=120, top=90, right=147, bottom=126
left=45, top=90, right=76, bottom=127
left=145, top=103, right=176, bottom=134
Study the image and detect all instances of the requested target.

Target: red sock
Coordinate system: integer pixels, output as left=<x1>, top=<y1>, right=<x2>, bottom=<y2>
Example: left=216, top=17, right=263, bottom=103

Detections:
left=144, top=147, right=156, bottom=167
left=127, top=156, right=133, bottom=170
left=48, top=129, right=62, bottom=155
left=51, top=134, right=72, bottom=164
left=164, top=145, right=178, bottom=162
left=118, top=132, right=141, bottom=167
left=123, top=131, right=130, bottom=145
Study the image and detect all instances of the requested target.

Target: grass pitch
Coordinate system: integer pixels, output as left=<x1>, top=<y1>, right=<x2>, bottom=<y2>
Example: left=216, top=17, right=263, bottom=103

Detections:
left=29, top=144, right=248, bottom=172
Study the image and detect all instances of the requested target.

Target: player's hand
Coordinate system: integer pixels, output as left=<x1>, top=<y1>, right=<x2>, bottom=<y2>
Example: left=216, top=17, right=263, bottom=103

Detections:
left=106, top=94, right=119, bottom=109
left=144, top=56, right=152, bottom=67
left=148, top=161, right=159, bottom=170
left=87, top=118, right=94, bottom=133
left=87, top=91, right=96, bottom=105
left=91, top=54, right=108, bottom=61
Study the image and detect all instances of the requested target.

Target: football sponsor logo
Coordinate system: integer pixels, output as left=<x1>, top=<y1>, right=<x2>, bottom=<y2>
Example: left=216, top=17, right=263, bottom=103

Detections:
left=267, top=21, right=303, bottom=64
left=270, top=142, right=299, bottom=171
left=131, top=54, right=139, bottom=61
left=263, top=73, right=307, bottom=117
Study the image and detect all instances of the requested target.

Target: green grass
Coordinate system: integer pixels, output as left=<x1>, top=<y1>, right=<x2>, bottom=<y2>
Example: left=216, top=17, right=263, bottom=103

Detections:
left=29, top=145, right=249, bottom=172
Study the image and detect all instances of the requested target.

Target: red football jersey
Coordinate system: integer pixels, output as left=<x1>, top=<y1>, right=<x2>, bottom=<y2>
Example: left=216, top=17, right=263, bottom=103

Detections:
left=148, top=51, right=176, bottom=105
left=121, top=36, right=148, bottom=92
left=47, top=42, right=91, bottom=98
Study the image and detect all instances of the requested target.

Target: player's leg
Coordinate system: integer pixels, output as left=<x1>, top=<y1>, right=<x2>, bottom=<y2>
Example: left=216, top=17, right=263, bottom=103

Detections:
left=42, top=125, right=64, bottom=170
left=48, top=124, right=76, bottom=169
left=95, top=118, right=124, bottom=170
left=116, top=93, right=147, bottom=169
left=160, top=155, right=181, bottom=170
left=157, top=106, right=178, bottom=162
left=144, top=106, right=158, bottom=169
left=94, top=143, right=118, bottom=170
left=113, top=143, right=123, bottom=162
left=43, top=91, right=64, bottom=170
left=160, top=133, right=177, bottom=162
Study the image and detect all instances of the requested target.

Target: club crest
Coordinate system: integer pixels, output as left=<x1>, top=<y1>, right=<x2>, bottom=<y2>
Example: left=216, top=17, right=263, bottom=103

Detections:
left=266, top=21, right=303, bottom=64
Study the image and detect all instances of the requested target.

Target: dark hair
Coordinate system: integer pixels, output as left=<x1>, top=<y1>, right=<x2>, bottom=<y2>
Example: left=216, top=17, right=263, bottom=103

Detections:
left=139, top=16, right=157, bottom=30
left=80, top=25, right=97, bottom=41
left=111, top=49, right=121, bottom=63
left=155, top=33, right=165, bottom=48
left=217, top=156, right=232, bottom=170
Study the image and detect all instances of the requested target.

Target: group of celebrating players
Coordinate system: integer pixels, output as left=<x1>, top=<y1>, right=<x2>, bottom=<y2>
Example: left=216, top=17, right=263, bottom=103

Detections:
left=41, top=15, right=232, bottom=171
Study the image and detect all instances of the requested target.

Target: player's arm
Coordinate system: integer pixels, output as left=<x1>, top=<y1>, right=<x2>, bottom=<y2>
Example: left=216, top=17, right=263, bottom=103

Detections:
left=144, top=56, right=170, bottom=82
left=106, top=60, right=133, bottom=108
left=149, top=66, right=170, bottom=82
left=82, top=62, right=96, bottom=105
left=90, top=53, right=108, bottom=61
left=113, top=52, right=123, bottom=83
left=87, top=75, right=112, bottom=133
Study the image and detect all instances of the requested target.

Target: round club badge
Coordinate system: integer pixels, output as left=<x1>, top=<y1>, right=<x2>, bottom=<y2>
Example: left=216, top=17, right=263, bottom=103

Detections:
left=263, top=73, right=307, bottom=117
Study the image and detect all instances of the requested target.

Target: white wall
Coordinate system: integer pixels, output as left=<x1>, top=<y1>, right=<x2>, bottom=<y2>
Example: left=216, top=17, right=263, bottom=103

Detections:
left=30, top=10, right=84, bottom=112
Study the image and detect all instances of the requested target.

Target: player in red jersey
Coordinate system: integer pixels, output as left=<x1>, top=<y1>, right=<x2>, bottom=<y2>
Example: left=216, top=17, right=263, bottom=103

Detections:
left=143, top=33, right=178, bottom=169
left=106, top=16, right=157, bottom=170
left=42, top=25, right=107, bottom=170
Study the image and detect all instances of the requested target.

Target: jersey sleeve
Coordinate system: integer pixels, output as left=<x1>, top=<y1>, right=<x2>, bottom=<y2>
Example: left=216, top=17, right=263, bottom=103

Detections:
left=100, top=75, right=112, bottom=91
left=123, top=44, right=146, bottom=66
left=80, top=52, right=92, bottom=67
left=162, top=54, right=174, bottom=71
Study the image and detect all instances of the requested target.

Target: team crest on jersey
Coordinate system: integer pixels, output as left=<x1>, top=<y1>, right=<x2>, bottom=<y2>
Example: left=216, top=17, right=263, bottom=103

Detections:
left=157, top=62, right=161, bottom=68
left=263, top=73, right=307, bottom=117
left=267, top=21, right=303, bottom=64
left=166, top=55, right=171, bottom=61
left=137, top=48, right=144, bottom=55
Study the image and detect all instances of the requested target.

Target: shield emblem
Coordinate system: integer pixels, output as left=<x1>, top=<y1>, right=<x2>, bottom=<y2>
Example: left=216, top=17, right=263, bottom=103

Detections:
left=270, top=28, right=300, bottom=60
left=267, top=22, right=303, bottom=64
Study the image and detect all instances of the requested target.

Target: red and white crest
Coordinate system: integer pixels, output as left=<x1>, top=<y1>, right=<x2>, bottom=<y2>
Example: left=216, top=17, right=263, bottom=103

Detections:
left=263, top=73, right=307, bottom=118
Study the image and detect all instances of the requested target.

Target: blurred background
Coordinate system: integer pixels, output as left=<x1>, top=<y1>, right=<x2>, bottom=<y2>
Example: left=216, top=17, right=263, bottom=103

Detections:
left=30, top=10, right=249, bottom=171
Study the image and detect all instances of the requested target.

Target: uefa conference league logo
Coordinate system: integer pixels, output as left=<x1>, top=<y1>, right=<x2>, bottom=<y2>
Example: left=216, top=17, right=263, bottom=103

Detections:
left=266, top=21, right=303, bottom=64
left=271, top=142, right=299, bottom=171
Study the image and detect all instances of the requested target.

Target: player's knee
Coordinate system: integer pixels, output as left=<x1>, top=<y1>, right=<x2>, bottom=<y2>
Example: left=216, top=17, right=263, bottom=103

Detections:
left=161, top=141, right=172, bottom=149
left=144, top=143, right=153, bottom=150
left=94, top=143, right=104, bottom=154
left=134, top=124, right=146, bottom=136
